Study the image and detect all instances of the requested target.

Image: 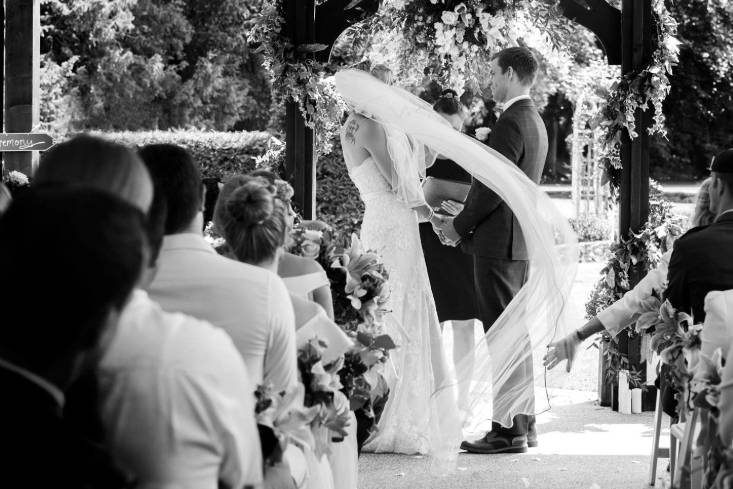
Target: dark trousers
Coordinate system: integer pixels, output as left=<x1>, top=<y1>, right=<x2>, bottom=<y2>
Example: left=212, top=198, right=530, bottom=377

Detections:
left=473, top=256, right=535, bottom=436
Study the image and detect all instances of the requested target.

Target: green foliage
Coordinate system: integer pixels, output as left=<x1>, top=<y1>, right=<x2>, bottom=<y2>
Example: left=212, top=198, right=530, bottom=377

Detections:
left=569, top=216, right=613, bottom=243
left=650, top=0, right=733, bottom=181
left=40, top=0, right=270, bottom=132
left=96, top=130, right=273, bottom=179
left=94, top=131, right=364, bottom=233
left=315, top=141, right=364, bottom=237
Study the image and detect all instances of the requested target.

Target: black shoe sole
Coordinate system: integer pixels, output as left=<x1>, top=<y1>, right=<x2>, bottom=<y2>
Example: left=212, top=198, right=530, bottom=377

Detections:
left=460, top=443, right=529, bottom=454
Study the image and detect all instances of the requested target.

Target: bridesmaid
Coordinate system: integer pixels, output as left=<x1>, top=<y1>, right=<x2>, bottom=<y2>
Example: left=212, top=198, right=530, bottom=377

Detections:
left=249, top=169, right=335, bottom=320
left=418, top=90, right=478, bottom=407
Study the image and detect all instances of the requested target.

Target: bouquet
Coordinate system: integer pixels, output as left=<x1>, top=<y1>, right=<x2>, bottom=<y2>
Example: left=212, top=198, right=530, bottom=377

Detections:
left=254, top=383, right=319, bottom=466
left=297, top=337, right=352, bottom=457
left=330, top=234, right=391, bottom=328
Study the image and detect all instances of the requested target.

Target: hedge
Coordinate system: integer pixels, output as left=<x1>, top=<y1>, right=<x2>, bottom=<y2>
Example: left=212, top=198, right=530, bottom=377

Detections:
left=97, top=131, right=365, bottom=236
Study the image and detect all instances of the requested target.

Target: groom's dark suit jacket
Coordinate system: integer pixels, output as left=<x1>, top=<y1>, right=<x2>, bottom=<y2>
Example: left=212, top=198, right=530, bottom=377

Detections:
left=454, top=98, right=548, bottom=260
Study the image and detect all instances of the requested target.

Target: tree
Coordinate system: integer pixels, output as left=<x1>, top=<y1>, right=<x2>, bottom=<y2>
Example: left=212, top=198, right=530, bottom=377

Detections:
left=40, top=0, right=271, bottom=132
left=651, top=0, right=733, bottom=180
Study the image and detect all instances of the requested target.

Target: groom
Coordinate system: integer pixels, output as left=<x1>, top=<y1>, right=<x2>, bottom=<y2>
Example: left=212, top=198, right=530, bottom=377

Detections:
left=434, top=46, right=548, bottom=454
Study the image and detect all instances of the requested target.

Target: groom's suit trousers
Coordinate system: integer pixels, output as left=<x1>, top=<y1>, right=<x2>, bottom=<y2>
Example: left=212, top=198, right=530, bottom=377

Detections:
left=474, top=256, right=534, bottom=436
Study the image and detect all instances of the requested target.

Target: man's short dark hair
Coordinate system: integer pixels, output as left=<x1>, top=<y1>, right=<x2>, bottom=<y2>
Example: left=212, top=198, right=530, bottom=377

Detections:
left=138, top=144, right=202, bottom=235
left=0, top=186, right=146, bottom=372
left=492, top=47, right=539, bottom=86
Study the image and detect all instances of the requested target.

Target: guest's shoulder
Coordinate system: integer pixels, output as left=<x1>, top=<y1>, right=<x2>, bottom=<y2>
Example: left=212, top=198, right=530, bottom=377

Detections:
left=280, top=252, right=324, bottom=276
left=674, top=224, right=711, bottom=248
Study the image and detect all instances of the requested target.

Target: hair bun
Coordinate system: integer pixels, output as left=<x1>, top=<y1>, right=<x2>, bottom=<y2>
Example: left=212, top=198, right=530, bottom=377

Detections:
left=225, top=181, right=274, bottom=226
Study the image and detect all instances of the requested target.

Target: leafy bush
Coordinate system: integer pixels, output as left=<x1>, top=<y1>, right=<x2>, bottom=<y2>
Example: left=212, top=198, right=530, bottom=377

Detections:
left=569, top=215, right=613, bottom=242
left=315, top=141, right=364, bottom=237
left=98, top=131, right=365, bottom=234
left=97, top=130, right=272, bottom=180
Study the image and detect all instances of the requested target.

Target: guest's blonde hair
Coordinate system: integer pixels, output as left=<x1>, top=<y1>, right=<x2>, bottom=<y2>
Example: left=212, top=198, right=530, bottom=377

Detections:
left=689, top=177, right=715, bottom=228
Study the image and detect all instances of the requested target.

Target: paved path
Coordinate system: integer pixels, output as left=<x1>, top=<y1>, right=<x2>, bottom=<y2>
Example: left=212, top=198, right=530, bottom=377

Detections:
left=358, top=390, right=670, bottom=489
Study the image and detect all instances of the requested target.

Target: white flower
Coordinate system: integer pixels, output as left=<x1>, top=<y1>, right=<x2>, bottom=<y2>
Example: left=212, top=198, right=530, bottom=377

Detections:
left=6, top=170, right=29, bottom=186
left=475, top=127, right=492, bottom=141
left=441, top=11, right=459, bottom=25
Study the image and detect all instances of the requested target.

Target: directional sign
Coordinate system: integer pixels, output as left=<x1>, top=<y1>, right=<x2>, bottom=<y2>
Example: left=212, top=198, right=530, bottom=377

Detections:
left=0, top=133, right=54, bottom=152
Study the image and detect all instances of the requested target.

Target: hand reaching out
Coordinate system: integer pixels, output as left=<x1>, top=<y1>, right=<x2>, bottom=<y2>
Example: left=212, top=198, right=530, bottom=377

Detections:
left=440, top=200, right=464, bottom=216
left=543, top=333, right=581, bottom=373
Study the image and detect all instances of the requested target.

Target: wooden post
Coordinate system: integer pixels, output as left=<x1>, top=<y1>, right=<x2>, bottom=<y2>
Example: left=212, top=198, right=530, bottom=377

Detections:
left=0, top=1, right=5, bottom=174
left=617, top=0, right=656, bottom=411
left=4, top=0, right=40, bottom=176
left=284, top=0, right=316, bottom=219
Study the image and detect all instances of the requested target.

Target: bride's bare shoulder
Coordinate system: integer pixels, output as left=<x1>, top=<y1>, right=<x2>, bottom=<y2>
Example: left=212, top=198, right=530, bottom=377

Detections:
left=342, top=112, right=376, bottom=146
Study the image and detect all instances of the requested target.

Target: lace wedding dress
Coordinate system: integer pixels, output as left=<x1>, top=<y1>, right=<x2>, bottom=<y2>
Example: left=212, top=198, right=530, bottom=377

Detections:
left=347, top=156, right=456, bottom=455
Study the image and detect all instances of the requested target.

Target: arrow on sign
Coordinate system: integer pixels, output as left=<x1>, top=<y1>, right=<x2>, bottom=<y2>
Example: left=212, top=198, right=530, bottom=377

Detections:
left=0, top=133, right=54, bottom=152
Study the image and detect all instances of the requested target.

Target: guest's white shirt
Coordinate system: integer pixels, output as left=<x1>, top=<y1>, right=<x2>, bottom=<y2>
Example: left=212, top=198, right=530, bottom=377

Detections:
left=149, top=233, right=297, bottom=390
left=598, top=250, right=671, bottom=337
left=98, top=289, right=262, bottom=489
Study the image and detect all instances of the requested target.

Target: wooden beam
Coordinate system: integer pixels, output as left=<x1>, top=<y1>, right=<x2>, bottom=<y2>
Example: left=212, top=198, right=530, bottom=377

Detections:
left=617, top=0, right=656, bottom=412
left=4, top=0, right=40, bottom=176
left=559, top=0, right=622, bottom=65
left=284, top=0, right=316, bottom=219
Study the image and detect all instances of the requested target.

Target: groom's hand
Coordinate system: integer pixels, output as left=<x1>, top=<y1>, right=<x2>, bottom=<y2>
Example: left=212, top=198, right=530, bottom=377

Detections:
left=437, top=216, right=461, bottom=245
left=543, top=333, right=581, bottom=373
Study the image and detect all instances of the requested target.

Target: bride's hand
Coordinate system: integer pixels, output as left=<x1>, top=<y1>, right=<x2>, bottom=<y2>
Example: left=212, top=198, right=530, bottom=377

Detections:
left=440, top=200, right=464, bottom=216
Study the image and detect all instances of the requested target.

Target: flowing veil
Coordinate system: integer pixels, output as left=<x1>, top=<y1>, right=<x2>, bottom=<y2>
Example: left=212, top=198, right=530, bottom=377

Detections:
left=335, top=70, right=579, bottom=443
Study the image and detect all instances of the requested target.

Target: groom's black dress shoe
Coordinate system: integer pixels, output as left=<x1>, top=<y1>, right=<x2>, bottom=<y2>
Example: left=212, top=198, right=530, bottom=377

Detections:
left=460, top=432, right=528, bottom=454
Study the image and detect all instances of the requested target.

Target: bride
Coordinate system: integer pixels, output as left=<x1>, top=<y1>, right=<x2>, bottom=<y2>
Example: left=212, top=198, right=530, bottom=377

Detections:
left=336, top=66, right=578, bottom=460
left=339, top=65, right=458, bottom=455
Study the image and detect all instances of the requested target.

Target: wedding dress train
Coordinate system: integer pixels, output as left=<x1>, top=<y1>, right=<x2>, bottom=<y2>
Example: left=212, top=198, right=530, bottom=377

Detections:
left=347, top=157, right=457, bottom=455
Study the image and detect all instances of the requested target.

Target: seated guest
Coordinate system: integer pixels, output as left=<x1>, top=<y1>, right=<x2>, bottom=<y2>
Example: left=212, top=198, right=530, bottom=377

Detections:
left=216, top=176, right=358, bottom=489
left=545, top=177, right=716, bottom=371
left=249, top=169, right=334, bottom=319
left=140, top=144, right=297, bottom=392
left=36, top=135, right=263, bottom=489
left=666, top=150, right=733, bottom=321
left=0, top=187, right=145, bottom=488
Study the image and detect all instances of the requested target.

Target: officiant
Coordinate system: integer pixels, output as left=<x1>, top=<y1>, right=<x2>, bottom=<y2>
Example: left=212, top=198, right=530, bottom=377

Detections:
left=418, top=90, right=478, bottom=377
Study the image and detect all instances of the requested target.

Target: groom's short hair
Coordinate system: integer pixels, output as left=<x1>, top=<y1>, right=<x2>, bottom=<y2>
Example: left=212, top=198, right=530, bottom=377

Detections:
left=493, top=47, right=539, bottom=86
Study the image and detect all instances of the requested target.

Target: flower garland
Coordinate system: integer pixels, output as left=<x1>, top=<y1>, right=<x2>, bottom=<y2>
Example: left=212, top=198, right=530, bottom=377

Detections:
left=1, top=169, right=31, bottom=197
left=585, top=185, right=685, bottom=389
left=248, top=1, right=348, bottom=157
left=595, top=0, right=680, bottom=191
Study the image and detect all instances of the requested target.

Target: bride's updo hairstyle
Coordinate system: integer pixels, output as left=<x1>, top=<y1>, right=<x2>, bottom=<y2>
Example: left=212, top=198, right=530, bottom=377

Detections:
left=214, top=175, right=288, bottom=265
left=433, top=89, right=462, bottom=116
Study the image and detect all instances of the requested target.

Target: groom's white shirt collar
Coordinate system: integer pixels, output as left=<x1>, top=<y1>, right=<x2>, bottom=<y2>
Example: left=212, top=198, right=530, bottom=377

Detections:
left=0, top=356, right=65, bottom=407
left=501, top=94, right=531, bottom=112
